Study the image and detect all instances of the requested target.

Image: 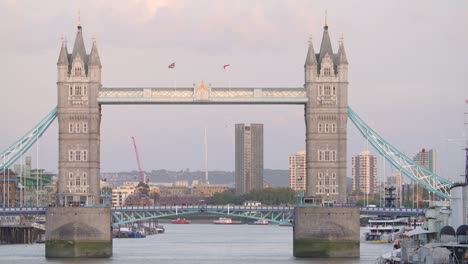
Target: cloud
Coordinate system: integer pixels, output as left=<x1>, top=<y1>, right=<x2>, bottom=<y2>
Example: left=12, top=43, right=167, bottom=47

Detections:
left=95, top=0, right=182, bottom=24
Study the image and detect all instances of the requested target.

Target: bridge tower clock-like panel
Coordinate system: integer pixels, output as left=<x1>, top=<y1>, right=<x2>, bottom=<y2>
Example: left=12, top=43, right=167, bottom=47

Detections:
left=56, top=23, right=102, bottom=206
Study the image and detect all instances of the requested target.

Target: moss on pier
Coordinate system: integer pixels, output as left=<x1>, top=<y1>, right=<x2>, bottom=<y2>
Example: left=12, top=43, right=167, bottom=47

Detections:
left=46, top=240, right=112, bottom=258
left=293, top=239, right=359, bottom=258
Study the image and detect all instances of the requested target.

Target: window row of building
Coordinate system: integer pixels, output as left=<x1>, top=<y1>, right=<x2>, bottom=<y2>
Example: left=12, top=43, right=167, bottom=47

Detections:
left=68, top=172, right=89, bottom=193
left=68, top=85, right=87, bottom=96
left=68, top=150, right=88, bottom=161
left=318, top=123, right=337, bottom=133
left=69, top=122, right=88, bottom=133
left=318, top=150, right=337, bottom=161
left=318, top=85, right=336, bottom=96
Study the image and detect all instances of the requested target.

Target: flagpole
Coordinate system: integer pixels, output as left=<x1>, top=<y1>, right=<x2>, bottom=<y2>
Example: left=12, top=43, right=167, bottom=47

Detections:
left=174, top=66, right=177, bottom=90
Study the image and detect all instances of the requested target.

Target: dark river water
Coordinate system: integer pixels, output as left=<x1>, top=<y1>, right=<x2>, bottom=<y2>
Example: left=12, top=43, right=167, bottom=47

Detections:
left=0, top=225, right=391, bottom=264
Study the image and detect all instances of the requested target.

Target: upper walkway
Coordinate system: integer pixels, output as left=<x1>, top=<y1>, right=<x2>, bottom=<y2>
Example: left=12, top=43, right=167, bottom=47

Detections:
left=98, top=86, right=307, bottom=105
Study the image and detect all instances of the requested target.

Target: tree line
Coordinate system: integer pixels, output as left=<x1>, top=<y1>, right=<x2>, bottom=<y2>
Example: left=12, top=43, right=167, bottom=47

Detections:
left=206, top=187, right=296, bottom=205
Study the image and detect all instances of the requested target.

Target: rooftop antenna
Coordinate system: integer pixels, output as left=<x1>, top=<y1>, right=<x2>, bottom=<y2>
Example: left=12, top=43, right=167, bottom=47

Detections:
left=204, top=127, right=209, bottom=185
left=448, top=100, right=468, bottom=183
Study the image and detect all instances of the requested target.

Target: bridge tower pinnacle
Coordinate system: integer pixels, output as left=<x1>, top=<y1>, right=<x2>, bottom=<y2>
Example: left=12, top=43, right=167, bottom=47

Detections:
left=56, top=23, right=102, bottom=206
left=304, top=23, right=349, bottom=203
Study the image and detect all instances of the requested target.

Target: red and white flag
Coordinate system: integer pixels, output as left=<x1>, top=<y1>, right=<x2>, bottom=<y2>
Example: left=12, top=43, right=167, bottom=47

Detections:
left=223, top=64, right=230, bottom=70
left=168, top=62, right=175, bottom=69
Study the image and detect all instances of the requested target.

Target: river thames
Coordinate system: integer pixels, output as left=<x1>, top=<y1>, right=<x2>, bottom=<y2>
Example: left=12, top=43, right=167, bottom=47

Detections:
left=0, top=225, right=391, bottom=264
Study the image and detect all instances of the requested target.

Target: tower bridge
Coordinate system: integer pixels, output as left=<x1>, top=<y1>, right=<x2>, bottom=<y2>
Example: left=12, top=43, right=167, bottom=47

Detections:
left=0, top=20, right=453, bottom=258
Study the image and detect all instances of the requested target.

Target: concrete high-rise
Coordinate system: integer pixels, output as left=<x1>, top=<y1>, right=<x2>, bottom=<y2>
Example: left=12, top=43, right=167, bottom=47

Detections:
left=304, top=22, right=348, bottom=203
left=235, top=124, right=263, bottom=194
left=351, top=151, right=378, bottom=195
left=413, top=148, right=436, bottom=173
left=289, top=150, right=306, bottom=192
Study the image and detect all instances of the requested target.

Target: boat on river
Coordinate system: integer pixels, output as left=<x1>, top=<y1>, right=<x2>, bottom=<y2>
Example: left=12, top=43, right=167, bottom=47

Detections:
left=361, top=217, right=409, bottom=243
left=171, top=218, right=190, bottom=224
left=251, top=220, right=269, bottom=225
left=213, top=217, right=242, bottom=225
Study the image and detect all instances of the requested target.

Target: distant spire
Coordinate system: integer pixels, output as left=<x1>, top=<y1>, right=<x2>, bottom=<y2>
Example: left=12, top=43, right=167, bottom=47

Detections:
left=337, top=33, right=348, bottom=65
left=77, top=10, right=81, bottom=30
left=88, top=38, right=102, bottom=67
left=318, top=20, right=333, bottom=64
left=305, top=35, right=317, bottom=66
left=71, top=19, right=87, bottom=66
left=324, top=9, right=328, bottom=28
left=57, top=35, right=69, bottom=66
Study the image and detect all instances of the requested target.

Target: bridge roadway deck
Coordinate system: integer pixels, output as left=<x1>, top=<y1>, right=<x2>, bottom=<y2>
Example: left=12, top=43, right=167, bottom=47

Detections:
left=0, top=206, right=425, bottom=217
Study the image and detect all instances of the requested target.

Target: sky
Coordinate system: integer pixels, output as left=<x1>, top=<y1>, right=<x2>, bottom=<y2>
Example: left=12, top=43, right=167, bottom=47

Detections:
left=1, top=1, right=467, bottom=182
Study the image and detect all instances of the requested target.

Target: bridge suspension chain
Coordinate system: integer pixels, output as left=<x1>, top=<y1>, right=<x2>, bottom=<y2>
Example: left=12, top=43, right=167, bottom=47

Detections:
left=0, top=107, right=57, bottom=174
left=348, top=107, right=452, bottom=199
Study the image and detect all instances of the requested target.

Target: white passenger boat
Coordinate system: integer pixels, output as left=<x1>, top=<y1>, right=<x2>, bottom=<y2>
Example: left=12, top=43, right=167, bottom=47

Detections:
left=361, top=218, right=409, bottom=243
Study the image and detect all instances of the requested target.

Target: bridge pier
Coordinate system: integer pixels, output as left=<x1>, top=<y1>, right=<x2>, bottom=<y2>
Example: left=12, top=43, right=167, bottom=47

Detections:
left=45, top=207, right=112, bottom=258
left=293, top=206, right=360, bottom=258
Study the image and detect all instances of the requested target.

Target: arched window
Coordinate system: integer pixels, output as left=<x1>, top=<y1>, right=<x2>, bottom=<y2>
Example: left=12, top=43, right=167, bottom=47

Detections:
left=331, top=123, right=337, bottom=133
left=69, top=123, right=74, bottom=133
left=324, top=68, right=331, bottom=76
left=75, top=86, right=82, bottom=96
left=76, top=176, right=81, bottom=186
left=332, top=172, right=336, bottom=179
left=69, top=151, right=75, bottom=161
left=318, top=123, right=323, bottom=133
left=82, top=123, right=88, bottom=133
left=325, top=176, right=330, bottom=185
left=83, top=172, right=87, bottom=179
left=332, top=86, right=336, bottom=95
left=69, top=172, right=73, bottom=179
left=319, top=151, right=324, bottom=161
left=76, top=151, right=81, bottom=161
left=318, top=172, right=323, bottom=179
left=69, top=86, right=73, bottom=96
left=76, top=123, right=81, bottom=133
left=83, top=151, right=87, bottom=161
left=325, top=123, right=329, bottom=133
left=324, top=151, right=330, bottom=161
left=324, top=86, right=331, bottom=95
left=331, top=151, right=336, bottom=161
left=83, top=86, right=87, bottom=96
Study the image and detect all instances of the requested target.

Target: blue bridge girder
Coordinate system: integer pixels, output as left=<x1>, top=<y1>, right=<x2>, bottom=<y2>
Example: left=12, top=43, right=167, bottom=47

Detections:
left=0, top=206, right=424, bottom=224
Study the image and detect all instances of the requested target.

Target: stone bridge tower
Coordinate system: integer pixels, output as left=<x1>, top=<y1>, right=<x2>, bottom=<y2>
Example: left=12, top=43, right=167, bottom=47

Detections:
left=304, top=22, right=348, bottom=203
left=56, top=22, right=102, bottom=206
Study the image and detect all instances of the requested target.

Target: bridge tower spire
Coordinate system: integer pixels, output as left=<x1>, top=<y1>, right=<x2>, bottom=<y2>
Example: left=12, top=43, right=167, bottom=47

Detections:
left=304, top=22, right=349, bottom=203
left=56, top=21, right=102, bottom=206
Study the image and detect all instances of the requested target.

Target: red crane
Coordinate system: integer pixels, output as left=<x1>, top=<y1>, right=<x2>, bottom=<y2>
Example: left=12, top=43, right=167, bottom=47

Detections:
left=131, top=136, right=147, bottom=184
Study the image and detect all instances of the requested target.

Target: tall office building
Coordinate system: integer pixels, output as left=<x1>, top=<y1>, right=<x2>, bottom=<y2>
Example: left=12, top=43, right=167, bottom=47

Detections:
left=351, top=151, right=378, bottom=195
left=413, top=148, right=436, bottom=173
left=289, top=150, right=306, bottom=192
left=235, top=124, right=263, bottom=194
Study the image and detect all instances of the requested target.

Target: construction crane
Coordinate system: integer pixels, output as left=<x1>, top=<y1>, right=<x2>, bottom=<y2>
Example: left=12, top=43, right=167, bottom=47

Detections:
left=131, top=136, right=147, bottom=184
